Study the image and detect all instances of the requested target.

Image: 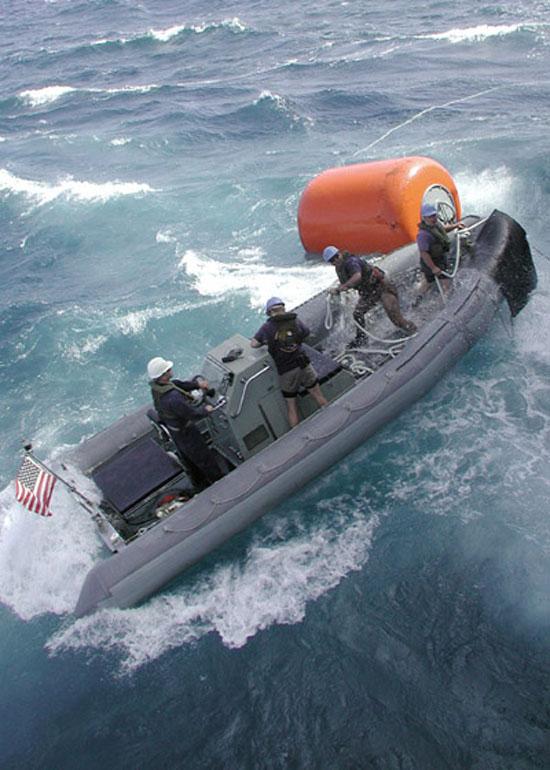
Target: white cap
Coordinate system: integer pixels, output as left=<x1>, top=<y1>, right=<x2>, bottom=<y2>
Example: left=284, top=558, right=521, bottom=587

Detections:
left=147, top=356, right=173, bottom=380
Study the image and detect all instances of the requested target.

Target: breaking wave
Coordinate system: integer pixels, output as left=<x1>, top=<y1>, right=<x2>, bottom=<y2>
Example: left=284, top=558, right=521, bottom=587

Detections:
left=0, top=168, right=156, bottom=207
left=19, top=83, right=158, bottom=108
left=424, top=23, right=530, bottom=44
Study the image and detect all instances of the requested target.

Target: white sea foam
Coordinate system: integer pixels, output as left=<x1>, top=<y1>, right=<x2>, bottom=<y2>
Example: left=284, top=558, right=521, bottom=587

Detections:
left=20, top=85, right=76, bottom=107
left=0, top=481, right=102, bottom=620
left=46, top=502, right=379, bottom=673
left=0, top=168, right=155, bottom=207
left=425, top=24, right=522, bottom=44
left=178, top=248, right=330, bottom=312
left=156, top=229, right=178, bottom=244
left=149, top=17, right=247, bottom=42
left=54, top=300, right=205, bottom=362
left=88, top=16, right=248, bottom=48
left=62, top=334, right=109, bottom=361
left=19, top=84, right=157, bottom=108
left=148, top=24, right=187, bottom=42
left=102, top=84, right=157, bottom=96
left=112, top=300, right=198, bottom=336
left=252, top=89, right=312, bottom=127
left=254, top=89, right=285, bottom=107
left=454, top=166, right=516, bottom=215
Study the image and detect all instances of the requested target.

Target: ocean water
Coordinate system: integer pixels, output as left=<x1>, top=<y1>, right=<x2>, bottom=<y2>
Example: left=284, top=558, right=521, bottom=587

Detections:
left=1, top=1, right=550, bottom=767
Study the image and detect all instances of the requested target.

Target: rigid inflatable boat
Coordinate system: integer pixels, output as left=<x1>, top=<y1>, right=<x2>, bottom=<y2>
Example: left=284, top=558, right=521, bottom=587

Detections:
left=56, top=157, right=535, bottom=617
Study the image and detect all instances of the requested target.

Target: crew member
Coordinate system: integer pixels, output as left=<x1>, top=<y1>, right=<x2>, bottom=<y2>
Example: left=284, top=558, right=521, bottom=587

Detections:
left=250, top=297, right=328, bottom=428
left=417, top=202, right=464, bottom=293
left=323, top=246, right=416, bottom=342
left=147, top=357, right=223, bottom=488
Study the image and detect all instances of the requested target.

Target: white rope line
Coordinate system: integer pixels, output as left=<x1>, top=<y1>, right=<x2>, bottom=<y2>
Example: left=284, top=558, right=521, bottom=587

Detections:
left=324, top=292, right=336, bottom=329
left=351, top=316, right=415, bottom=345
left=351, top=88, right=501, bottom=156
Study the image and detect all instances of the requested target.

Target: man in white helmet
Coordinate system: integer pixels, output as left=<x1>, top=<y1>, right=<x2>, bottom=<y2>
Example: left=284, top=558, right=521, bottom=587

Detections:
left=147, top=357, right=223, bottom=487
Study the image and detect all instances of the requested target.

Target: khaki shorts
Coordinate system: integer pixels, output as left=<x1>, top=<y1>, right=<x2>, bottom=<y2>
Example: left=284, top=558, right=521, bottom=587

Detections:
left=280, top=363, right=319, bottom=398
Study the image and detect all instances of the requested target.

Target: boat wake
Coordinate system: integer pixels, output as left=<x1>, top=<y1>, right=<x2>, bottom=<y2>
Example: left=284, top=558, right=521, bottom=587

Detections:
left=0, top=483, right=101, bottom=619
left=0, top=466, right=379, bottom=673
left=46, top=494, right=380, bottom=674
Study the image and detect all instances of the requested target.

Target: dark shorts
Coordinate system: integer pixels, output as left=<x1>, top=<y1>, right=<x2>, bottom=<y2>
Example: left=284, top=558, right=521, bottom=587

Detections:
left=420, top=255, right=448, bottom=283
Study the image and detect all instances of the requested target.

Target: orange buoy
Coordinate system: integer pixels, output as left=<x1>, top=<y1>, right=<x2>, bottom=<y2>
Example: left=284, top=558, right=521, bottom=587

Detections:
left=297, top=156, right=461, bottom=255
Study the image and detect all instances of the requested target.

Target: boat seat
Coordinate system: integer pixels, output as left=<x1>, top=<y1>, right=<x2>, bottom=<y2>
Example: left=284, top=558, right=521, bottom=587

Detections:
left=147, top=407, right=174, bottom=449
left=302, top=343, right=341, bottom=383
left=92, top=435, right=184, bottom=514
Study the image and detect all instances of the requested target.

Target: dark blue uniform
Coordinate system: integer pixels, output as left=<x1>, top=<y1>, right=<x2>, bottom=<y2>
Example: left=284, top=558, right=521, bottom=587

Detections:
left=153, top=378, right=222, bottom=487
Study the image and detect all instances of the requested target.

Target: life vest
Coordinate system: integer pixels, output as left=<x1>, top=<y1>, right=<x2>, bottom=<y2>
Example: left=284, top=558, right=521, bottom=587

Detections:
left=337, top=257, right=384, bottom=294
left=270, top=312, right=300, bottom=353
left=150, top=381, right=192, bottom=423
left=418, top=221, right=450, bottom=260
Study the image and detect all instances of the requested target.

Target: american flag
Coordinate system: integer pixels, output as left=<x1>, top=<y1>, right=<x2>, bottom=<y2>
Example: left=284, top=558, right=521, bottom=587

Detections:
left=14, top=455, right=56, bottom=517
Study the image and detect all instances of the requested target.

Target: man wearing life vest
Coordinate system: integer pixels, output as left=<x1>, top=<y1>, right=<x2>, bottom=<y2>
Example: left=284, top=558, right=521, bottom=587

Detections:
left=250, top=297, right=328, bottom=428
left=323, top=246, right=416, bottom=342
left=417, top=202, right=464, bottom=293
left=147, top=357, right=223, bottom=487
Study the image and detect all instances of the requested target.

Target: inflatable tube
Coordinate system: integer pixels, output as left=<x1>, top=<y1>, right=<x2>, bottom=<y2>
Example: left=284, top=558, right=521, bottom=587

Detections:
left=297, top=156, right=461, bottom=255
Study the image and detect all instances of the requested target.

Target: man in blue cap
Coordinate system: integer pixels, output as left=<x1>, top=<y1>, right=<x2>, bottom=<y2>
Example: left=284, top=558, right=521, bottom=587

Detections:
left=417, top=202, right=464, bottom=293
left=250, top=297, right=328, bottom=427
left=323, top=246, right=416, bottom=341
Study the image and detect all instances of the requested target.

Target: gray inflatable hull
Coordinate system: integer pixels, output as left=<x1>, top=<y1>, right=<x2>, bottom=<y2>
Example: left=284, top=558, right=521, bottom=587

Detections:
left=73, top=210, right=536, bottom=617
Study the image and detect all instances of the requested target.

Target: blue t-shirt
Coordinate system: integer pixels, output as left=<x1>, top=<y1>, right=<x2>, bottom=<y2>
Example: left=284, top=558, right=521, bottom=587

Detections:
left=253, top=316, right=310, bottom=374
left=340, top=255, right=364, bottom=281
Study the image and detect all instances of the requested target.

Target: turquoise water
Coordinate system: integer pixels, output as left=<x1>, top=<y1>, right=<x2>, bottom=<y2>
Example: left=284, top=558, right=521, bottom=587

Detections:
left=1, top=2, right=550, bottom=767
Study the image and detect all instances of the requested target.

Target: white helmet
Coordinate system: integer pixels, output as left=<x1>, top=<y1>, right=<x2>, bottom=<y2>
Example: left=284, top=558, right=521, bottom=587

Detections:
left=147, top=356, right=173, bottom=380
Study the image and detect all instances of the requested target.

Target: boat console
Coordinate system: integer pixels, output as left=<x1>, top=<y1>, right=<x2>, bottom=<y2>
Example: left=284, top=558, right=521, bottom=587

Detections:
left=200, top=333, right=355, bottom=465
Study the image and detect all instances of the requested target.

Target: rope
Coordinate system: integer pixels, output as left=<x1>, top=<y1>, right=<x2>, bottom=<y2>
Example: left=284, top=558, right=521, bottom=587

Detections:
left=326, top=292, right=416, bottom=344
left=324, top=292, right=336, bottom=329
left=531, top=244, right=550, bottom=263
left=439, top=217, right=488, bottom=281
left=351, top=316, right=415, bottom=345
left=351, top=88, right=502, bottom=156
left=335, top=353, right=376, bottom=376
left=434, top=222, right=479, bottom=301
left=434, top=275, right=446, bottom=306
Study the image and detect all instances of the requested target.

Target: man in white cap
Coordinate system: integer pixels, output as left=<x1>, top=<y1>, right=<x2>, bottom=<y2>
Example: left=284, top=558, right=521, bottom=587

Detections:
left=147, top=357, right=223, bottom=487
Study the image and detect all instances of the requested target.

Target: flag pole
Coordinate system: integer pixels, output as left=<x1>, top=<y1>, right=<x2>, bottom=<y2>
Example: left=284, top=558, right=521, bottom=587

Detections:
left=22, top=443, right=98, bottom=517
left=18, top=443, right=124, bottom=551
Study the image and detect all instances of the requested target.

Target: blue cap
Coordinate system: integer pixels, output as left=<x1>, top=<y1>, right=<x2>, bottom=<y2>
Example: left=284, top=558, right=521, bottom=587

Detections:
left=323, top=245, right=339, bottom=262
left=266, top=297, right=285, bottom=314
left=421, top=203, right=437, bottom=218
